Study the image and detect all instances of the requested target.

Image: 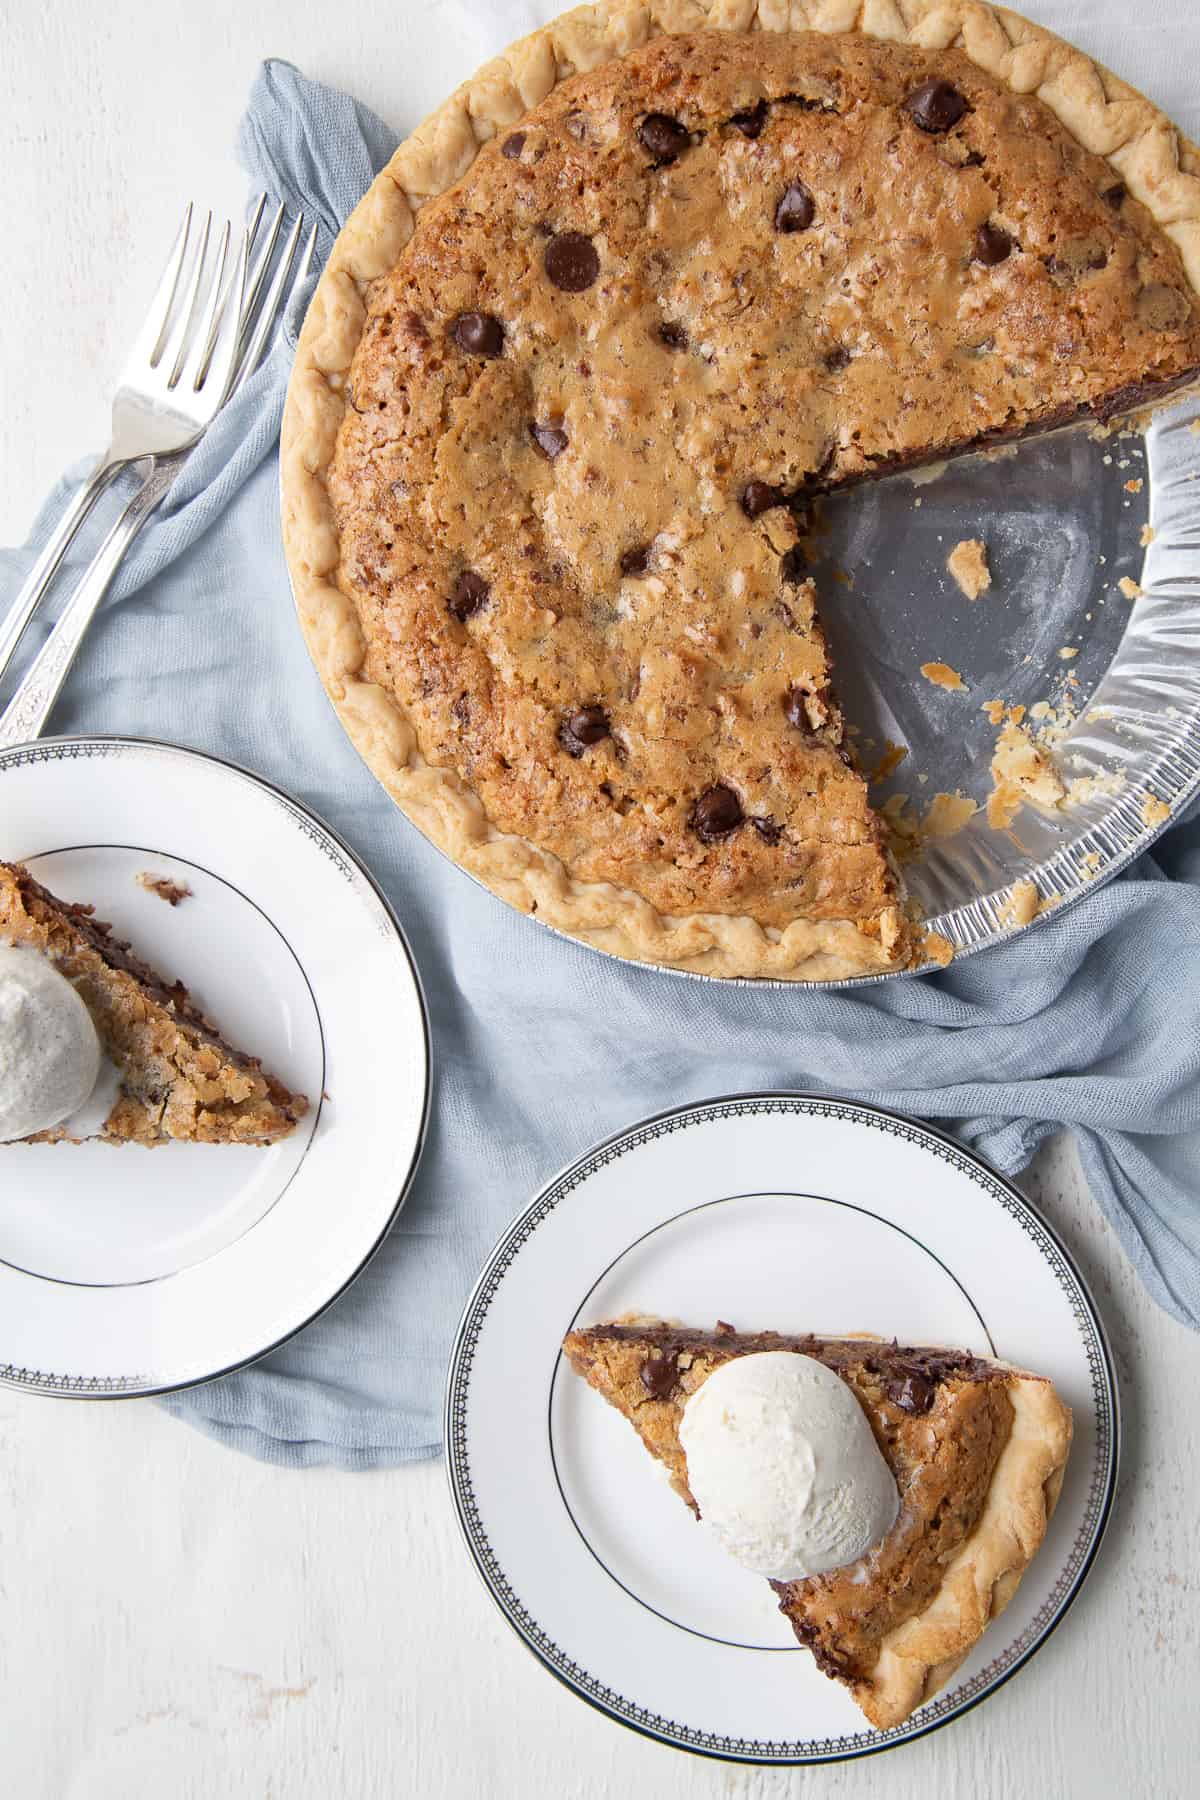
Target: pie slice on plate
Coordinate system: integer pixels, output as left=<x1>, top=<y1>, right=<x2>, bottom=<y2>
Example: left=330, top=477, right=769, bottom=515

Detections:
left=0, top=861, right=308, bottom=1146
left=563, top=1317, right=1072, bottom=1729
left=283, top=2, right=1200, bottom=980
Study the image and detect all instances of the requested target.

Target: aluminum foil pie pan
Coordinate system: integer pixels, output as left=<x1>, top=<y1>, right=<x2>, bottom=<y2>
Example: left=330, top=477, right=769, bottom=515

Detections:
left=287, top=386, right=1200, bottom=988
left=547, top=385, right=1200, bottom=986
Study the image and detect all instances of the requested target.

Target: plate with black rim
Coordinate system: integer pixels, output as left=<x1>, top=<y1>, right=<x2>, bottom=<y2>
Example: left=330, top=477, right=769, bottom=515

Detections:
left=445, top=1094, right=1118, bottom=1766
left=0, top=736, right=429, bottom=1396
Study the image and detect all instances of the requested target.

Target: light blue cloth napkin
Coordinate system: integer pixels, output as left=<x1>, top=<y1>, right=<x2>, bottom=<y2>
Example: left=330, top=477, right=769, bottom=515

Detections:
left=4, top=62, right=1200, bottom=1469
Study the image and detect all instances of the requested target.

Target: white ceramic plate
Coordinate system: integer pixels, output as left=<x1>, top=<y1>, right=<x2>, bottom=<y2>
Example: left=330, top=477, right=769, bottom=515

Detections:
left=446, top=1095, right=1117, bottom=1766
left=0, top=736, right=429, bottom=1396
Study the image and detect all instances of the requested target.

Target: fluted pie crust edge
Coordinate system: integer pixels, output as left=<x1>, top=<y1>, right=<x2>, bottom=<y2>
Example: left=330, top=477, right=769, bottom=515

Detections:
left=280, top=0, right=1200, bottom=980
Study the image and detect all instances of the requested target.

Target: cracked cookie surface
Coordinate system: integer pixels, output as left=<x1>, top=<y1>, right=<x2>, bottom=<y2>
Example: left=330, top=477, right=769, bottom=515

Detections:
left=322, top=25, right=1200, bottom=964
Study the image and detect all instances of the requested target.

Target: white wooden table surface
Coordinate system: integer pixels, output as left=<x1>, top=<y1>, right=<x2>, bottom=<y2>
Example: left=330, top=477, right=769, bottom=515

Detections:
left=2, top=4, right=1198, bottom=1796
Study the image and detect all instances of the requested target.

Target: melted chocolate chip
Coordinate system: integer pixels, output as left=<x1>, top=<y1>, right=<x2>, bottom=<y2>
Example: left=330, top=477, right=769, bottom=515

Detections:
left=1103, top=181, right=1127, bottom=209
left=657, top=321, right=689, bottom=350
left=619, top=543, right=652, bottom=577
left=750, top=815, right=783, bottom=844
left=904, top=79, right=967, bottom=133
left=501, top=133, right=526, bottom=160
left=544, top=232, right=600, bottom=292
left=691, top=784, right=744, bottom=841
left=824, top=345, right=851, bottom=371
left=884, top=1367, right=937, bottom=1415
left=774, top=181, right=815, bottom=233
left=448, top=570, right=490, bottom=622
left=529, top=421, right=569, bottom=459
left=784, top=685, right=814, bottom=730
left=560, top=704, right=611, bottom=756
left=730, top=99, right=768, bottom=139
left=451, top=311, right=504, bottom=357
left=973, top=221, right=1013, bottom=266
left=639, top=1353, right=679, bottom=1399
left=741, top=479, right=787, bottom=519
left=780, top=544, right=808, bottom=583
left=638, top=112, right=691, bottom=164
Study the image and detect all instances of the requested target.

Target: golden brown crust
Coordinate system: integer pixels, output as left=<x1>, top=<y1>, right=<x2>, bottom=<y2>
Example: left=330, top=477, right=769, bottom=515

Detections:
left=863, top=1369, right=1072, bottom=1728
left=282, top=1, right=1200, bottom=979
left=562, top=1317, right=1072, bottom=1729
left=0, top=863, right=307, bottom=1147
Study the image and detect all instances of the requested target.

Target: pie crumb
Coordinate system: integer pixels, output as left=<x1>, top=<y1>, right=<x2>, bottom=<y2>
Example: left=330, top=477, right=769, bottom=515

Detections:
left=946, top=538, right=991, bottom=601
left=923, top=791, right=978, bottom=839
left=999, top=879, right=1039, bottom=929
left=1118, top=576, right=1142, bottom=600
left=920, top=661, right=967, bottom=692
left=981, top=699, right=1005, bottom=726
left=988, top=721, right=1066, bottom=828
left=922, top=930, right=954, bottom=967
left=137, top=873, right=193, bottom=907
left=1139, top=524, right=1156, bottom=547
left=1123, top=478, right=1144, bottom=494
left=1142, top=793, right=1171, bottom=827
left=867, top=740, right=908, bottom=783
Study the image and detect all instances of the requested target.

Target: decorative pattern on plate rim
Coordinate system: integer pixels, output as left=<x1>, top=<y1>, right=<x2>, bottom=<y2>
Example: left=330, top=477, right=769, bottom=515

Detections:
left=445, top=1095, right=1118, bottom=1766
left=0, top=734, right=433, bottom=1397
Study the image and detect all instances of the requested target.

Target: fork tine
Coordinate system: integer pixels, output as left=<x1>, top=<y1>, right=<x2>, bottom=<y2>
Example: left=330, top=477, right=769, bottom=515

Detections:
left=136, top=202, right=193, bottom=369
left=186, top=219, right=232, bottom=390
left=230, top=212, right=305, bottom=391
left=205, top=230, right=250, bottom=404
left=243, top=201, right=287, bottom=338
left=245, top=191, right=268, bottom=258
left=166, top=209, right=213, bottom=388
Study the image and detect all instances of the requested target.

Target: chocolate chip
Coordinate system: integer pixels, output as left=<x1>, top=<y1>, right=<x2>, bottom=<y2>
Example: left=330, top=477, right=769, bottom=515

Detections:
left=638, top=113, right=691, bottom=164
left=451, top=311, right=504, bottom=357
left=544, top=232, right=600, bottom=292
left=1103, top=181, right=1126, bottom=209
left=750, top=815, right=783, bottom=844
left=559, top=704, right=610, bottom=756
left=619, top=543, right=652, bottom=577
left=774, top=181, right=815, bottom=232
left=884, top=1368, right=937, bottom=1415
left=904, top=79, right=967, bottom=133
left=974, top=222, right=1012, bottom=266
left=741, top=479, right=786, bottom=519
left=780, top=545, right=808, bottom=583
left=657, top=321, right=689, bottom=350
left=691, top=784, right=743, bottom=841
left=824, top=345, right=851, bottom=371
left=730, top=100, right=768, bottom=139
left=501, top=133, right=526, bottom=160
left=639, top=1353, right=679, bottom=1399
left=529, top=421, right=569, bottom=459
left=448, top=570, right=490, bottom=621
left=784, top=685, right=816, bottom=730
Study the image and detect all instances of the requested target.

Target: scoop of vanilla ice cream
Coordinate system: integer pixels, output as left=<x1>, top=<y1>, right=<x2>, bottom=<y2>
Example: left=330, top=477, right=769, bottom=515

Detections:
left=679, top=1350, right=899, bottom=1581
left=0, top=944, right=103, bottom=1141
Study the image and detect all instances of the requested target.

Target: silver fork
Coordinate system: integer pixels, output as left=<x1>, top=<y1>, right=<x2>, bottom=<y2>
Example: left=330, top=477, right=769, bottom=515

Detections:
left=0, top=205, right=317, bottom=749
left=0, top=204, right=247, bottom=686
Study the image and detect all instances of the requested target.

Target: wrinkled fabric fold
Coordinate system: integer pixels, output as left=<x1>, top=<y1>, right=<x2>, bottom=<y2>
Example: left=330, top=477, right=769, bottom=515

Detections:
left=2, top=58, right=1199, bottom=1473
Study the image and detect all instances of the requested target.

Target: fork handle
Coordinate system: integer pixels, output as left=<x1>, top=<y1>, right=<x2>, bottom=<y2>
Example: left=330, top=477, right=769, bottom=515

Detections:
left=0, top=458, right=180, bottom=749
left=0, top=453, right=134, bottom=689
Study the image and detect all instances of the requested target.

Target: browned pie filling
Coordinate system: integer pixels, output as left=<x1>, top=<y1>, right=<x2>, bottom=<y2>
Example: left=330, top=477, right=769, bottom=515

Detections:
left=330, top=29, right=1200, bottom=954
left=563, top=1320, right=1013, bottom=1689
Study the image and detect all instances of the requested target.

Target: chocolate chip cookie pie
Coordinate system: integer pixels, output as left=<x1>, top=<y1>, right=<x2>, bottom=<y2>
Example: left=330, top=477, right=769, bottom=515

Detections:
left=563, top=1317, right=1072, bottom=1729
left=282, top=1, right=1200, bottom=980
left=1, top=862, right=308, bottom=1146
